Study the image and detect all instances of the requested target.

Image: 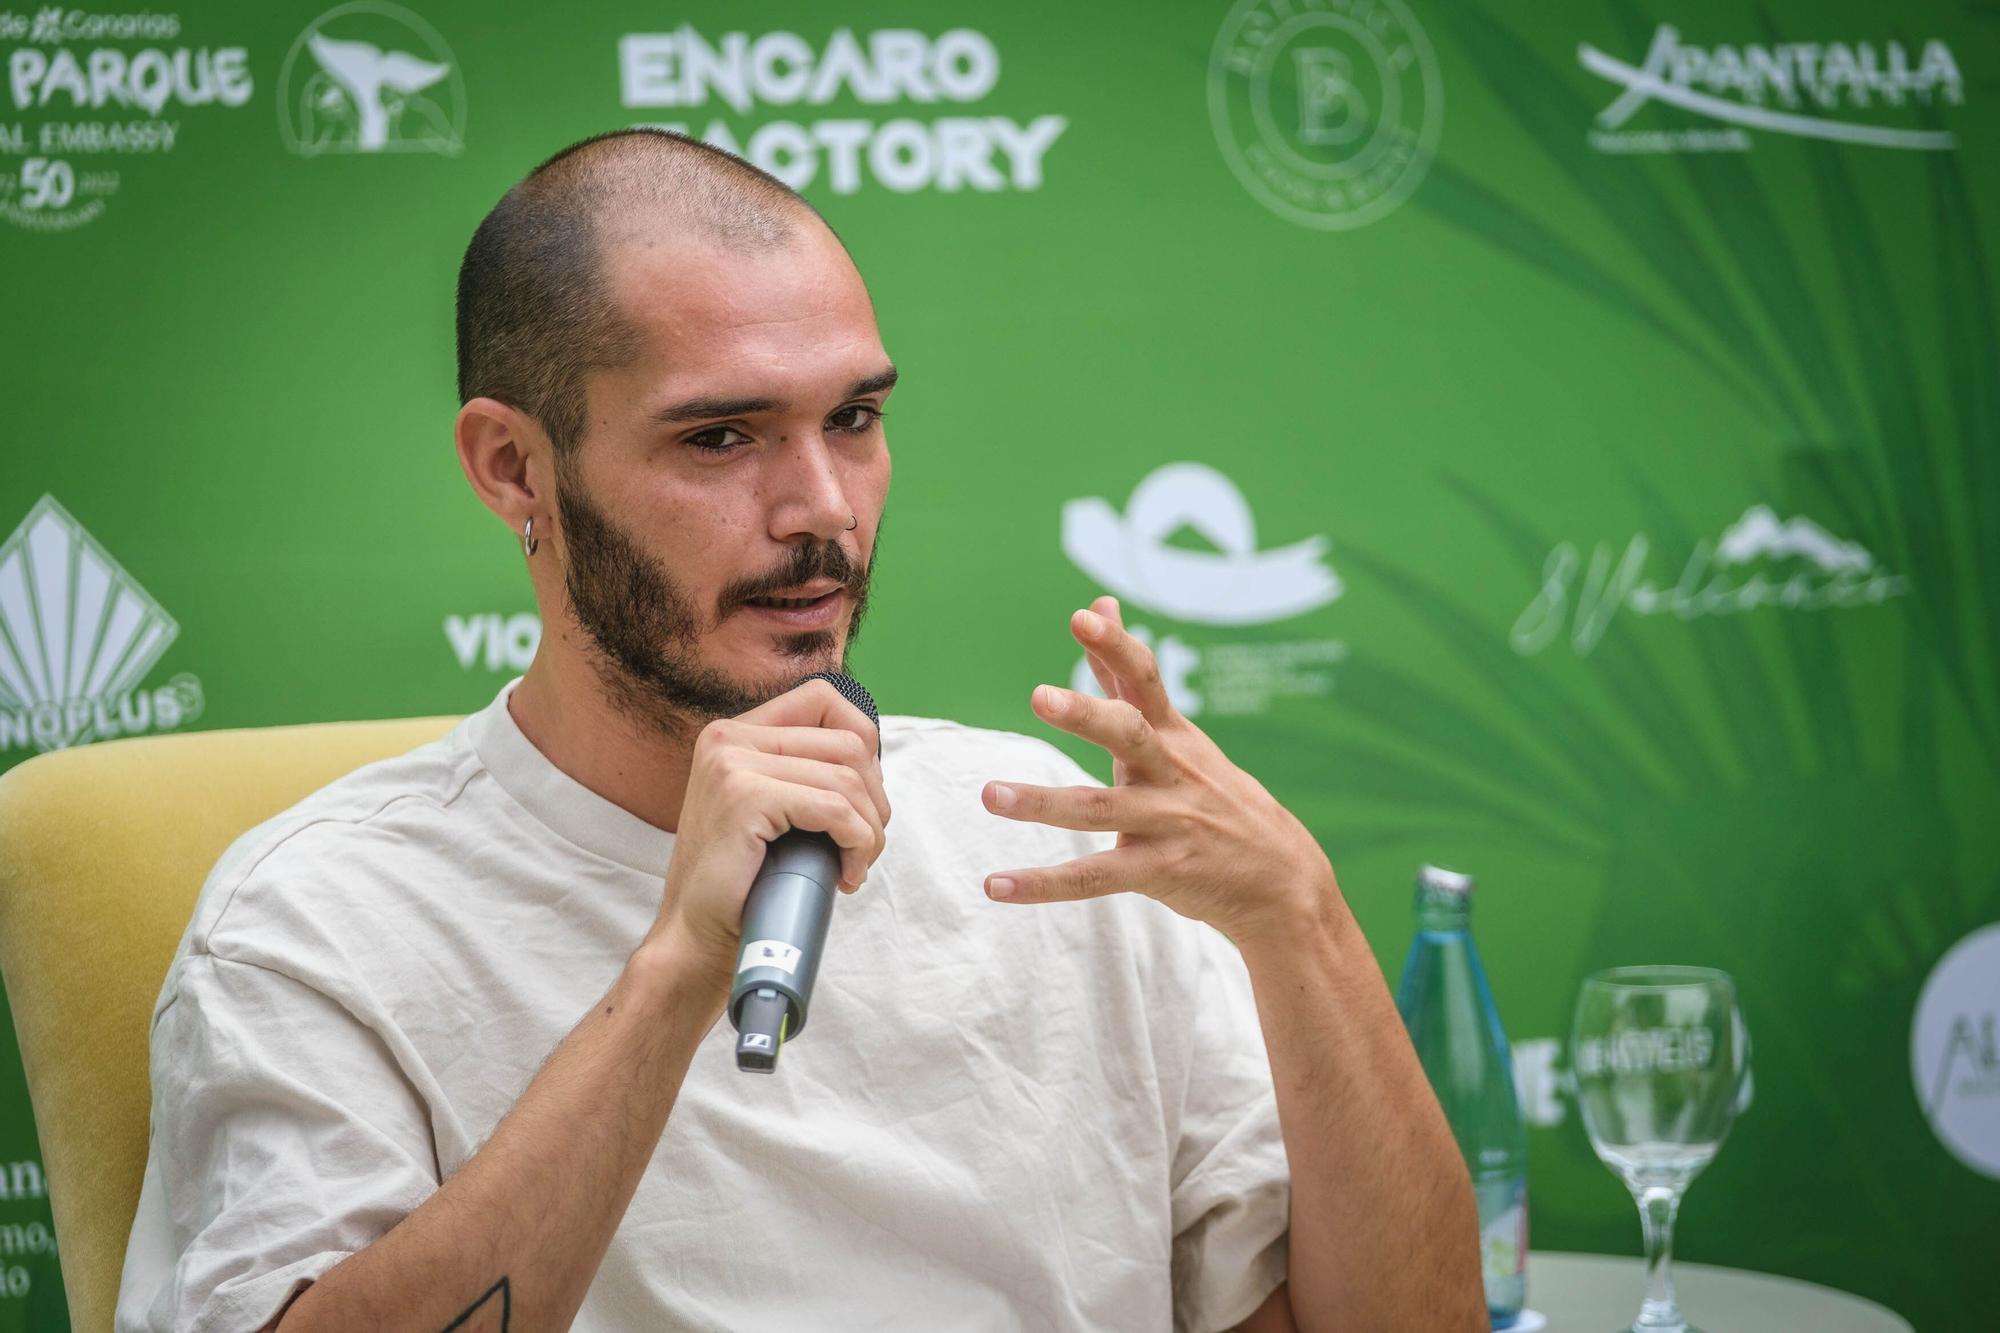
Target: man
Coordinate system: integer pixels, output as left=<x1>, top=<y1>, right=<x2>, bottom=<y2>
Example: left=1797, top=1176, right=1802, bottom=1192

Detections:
left=116, top=129, right=1482, bottom=1332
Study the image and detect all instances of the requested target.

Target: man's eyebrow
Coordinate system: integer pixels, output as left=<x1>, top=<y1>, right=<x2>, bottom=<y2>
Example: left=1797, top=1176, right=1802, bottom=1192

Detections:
left=844, top=366, right=900, bottom=396
left=648, top=393, right=779, bottom=425
left=646, top=365, right=899, bottom=426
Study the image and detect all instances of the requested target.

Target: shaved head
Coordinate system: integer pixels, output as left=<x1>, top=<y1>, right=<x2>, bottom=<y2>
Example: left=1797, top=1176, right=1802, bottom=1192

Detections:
left=451, top=127, right=893, bottom=746
left=455, top=127, right=834, bottom=456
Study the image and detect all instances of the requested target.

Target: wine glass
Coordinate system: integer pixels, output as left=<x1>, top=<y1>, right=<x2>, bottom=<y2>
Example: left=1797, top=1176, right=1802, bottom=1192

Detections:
left=1571, top=966, right=1748, bottom=1333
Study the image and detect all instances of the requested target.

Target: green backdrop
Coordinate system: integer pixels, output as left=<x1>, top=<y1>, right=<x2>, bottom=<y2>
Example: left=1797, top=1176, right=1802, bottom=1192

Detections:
left=3, top=1, right=1995, bottom=1327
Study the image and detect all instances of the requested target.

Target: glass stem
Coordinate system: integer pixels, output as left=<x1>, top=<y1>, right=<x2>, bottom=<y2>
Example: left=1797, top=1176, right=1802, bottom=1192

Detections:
left=1632, top=1184, right=1684, bottom=1330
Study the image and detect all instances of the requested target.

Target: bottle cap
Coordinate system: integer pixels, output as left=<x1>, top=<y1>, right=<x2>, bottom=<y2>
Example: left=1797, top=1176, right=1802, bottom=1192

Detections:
left=1417, top=863, right=1474, bottom=895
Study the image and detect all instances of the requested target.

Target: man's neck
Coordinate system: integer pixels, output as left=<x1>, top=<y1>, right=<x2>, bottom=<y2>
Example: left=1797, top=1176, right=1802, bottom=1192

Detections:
left=505, top=653, right=696, bottom=837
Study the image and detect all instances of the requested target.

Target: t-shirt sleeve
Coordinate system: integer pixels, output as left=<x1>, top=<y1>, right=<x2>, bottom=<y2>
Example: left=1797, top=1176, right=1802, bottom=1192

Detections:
left=118, top=949, right=440, bottom=1333
left=1169, top=924, right=1291, bottom=1333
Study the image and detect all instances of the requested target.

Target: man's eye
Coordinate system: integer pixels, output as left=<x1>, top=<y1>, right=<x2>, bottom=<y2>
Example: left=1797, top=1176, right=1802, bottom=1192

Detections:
left=686, top=426, right=750, bottom=453
left=829, top=405, right=885, bottom=435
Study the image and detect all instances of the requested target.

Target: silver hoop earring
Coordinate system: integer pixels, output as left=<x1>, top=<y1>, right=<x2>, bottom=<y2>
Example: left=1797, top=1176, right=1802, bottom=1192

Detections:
left=845, top=514, right=857, bottom=531
left=522, top=516, right=539, bottom=557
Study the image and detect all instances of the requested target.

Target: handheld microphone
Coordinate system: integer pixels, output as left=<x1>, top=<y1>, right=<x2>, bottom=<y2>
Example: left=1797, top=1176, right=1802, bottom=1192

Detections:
left=729, top=670, right=879, bottom=1073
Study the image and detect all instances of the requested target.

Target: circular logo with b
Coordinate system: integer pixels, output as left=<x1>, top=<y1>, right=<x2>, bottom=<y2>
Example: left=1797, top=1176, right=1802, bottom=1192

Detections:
left=1207, top=0, right=1443, bottom=231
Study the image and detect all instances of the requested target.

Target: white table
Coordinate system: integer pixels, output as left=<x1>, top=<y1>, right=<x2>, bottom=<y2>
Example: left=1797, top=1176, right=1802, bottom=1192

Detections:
left=1518, top=1251, right=1913, bottom=1332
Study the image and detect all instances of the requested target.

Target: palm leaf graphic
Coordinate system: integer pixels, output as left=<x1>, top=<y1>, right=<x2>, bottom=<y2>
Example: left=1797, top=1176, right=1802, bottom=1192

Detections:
left=1923, top=142, right=2000, bottom=741
left=1351, top=2, right=1997, bottom=1314
left=1620, top=474, right=1799, bottom=778
left=1797, top=135, right=1994, bottom=770
left=1604, top=0, right=1866, bottom=444
left=1415, top=157, right=1778, bottom=429
left=1337, top=545, right=1665, bottom=798
left=1432, top=2, right=1813, bottom=436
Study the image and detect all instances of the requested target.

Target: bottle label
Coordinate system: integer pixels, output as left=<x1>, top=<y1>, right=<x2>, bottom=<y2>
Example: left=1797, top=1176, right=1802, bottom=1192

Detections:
left=1479, top=1188, right=1528, bottom=1281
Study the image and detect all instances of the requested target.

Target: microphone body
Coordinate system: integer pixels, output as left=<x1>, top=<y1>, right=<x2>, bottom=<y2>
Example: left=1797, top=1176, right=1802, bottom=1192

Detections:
left=728, top=670, right=879, bottom=1073
left=729, top=832, right=838, bottom=1072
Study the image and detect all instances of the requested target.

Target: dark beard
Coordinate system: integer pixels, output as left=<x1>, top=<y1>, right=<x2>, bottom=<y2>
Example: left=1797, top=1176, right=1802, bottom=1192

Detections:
left=552, top=456, right=877, bottom=741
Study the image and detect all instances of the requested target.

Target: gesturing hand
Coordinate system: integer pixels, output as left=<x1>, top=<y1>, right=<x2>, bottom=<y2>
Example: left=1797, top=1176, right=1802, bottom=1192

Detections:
left=980, top=595, right=1336, bottom=948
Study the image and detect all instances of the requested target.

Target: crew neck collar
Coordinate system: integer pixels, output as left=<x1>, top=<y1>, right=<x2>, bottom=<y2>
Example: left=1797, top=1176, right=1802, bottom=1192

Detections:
left=465, top=676, right=677, bottom=877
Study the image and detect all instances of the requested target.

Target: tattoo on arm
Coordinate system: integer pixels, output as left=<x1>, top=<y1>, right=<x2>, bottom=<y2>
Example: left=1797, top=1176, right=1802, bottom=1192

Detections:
left=438, top=1276, right=511, bottom=1333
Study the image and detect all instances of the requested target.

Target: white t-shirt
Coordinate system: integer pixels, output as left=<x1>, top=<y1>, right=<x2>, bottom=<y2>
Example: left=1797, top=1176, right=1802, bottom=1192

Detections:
left=115, top=677, right=1290, bottom=1333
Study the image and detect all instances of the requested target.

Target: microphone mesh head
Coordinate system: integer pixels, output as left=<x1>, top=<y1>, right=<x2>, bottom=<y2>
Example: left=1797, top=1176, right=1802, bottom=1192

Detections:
left=795, top=671, right=880, bottom=748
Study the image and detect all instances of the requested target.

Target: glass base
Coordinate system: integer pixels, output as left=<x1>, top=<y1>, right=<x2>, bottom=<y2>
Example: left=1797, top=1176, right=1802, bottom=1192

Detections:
left=1627, top=1291, right=1697, bottom=1332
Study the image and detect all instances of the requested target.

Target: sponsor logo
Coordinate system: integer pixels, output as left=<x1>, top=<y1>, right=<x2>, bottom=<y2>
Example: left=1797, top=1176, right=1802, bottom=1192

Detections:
left=1207, top=0, right=1442, bottom=231
left=620, top=26, right=1065, bottom=194
left=0, top=8, right=251, bottom=231
left=1511, top=504, right=1909, bottom=657
left=1574, top=1025, right=1716, bottom=1077
left=1061, top=462, right=1345, bottom=718
left=1581, top=24, right=1963, bottom=155
left=445, top=612, right=540, bottom=672
left=1511, top=1037, right=1566, bottom=1128
left=1064, top=461, right=1341, bottom=626
left=0, top=495, right=203, bottom=751
left=1477, top=1196, right=1526, bottom=1289
left=1912, top=923, right=2000, bottom=1178
left=277, top=2, right=464, bottom=157
left=1510, top=1033, right=1754, bottom=1129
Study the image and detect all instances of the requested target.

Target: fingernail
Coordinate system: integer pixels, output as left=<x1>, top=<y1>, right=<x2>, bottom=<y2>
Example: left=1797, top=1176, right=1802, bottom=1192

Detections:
left=1077, top=610, right=1103, bottom=637
left=987, top=876, right=1016, bottom=899
left=988, top=782, right=1016, bottom=811
left=1035, top=684, right=1066, bottom=715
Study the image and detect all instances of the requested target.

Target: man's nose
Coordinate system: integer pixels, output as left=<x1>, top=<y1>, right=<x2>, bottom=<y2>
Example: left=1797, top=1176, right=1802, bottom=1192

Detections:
left=770, top=431, right=854, bottom=543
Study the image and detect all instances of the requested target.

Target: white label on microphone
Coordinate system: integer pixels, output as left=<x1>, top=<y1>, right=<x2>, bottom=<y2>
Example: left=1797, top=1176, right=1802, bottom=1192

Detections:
left=742, top=939, right=802, bottom=975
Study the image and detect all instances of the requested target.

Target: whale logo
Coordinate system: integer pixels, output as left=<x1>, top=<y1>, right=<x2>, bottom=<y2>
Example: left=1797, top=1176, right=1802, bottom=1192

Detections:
left=305, top=34, right=451, bottom=151
left=1061, top=462, right=1342, bottom=626
left=279, top=3, right=466, bottom=157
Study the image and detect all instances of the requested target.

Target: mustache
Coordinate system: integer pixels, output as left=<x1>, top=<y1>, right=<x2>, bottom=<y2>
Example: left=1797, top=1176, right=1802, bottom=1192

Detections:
left=724, top=539, right=867, bottom=609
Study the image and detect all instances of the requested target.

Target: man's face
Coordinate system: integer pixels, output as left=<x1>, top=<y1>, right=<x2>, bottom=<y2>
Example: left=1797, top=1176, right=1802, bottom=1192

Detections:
left=551, top=221, right=894, bottom=731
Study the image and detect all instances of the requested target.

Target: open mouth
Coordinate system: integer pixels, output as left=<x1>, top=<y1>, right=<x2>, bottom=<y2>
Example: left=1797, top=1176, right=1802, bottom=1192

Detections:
left=740, top=586, right=847, bottom=627
left=746, top=590, right=839, bottom=609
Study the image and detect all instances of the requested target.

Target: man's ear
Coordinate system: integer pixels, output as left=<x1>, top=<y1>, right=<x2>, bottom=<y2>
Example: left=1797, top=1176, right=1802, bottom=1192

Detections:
left=455, top=396, right=549, bottom=534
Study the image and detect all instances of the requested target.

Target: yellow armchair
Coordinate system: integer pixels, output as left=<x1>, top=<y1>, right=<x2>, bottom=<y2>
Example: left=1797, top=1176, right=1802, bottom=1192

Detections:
left=0, top=714, right=460, bottom=1333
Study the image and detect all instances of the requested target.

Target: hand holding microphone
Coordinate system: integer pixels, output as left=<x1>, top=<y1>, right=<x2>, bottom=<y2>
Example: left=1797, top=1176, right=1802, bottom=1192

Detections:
left=727, top=672, right=879, bottom=1071
left=643, top=674, right=886, bottom=1065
